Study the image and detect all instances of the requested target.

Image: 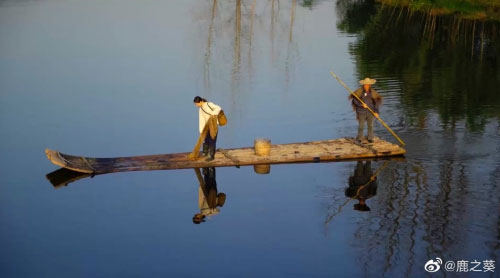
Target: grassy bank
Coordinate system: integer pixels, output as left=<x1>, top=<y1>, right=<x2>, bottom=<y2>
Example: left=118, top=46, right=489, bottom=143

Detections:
left=378, top=0, right=500, bottom=21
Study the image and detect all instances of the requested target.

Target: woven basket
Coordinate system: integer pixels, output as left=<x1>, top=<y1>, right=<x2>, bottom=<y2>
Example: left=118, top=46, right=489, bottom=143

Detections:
left=254, top=138, right=271, bottom=156
left=254, top=164, right=271, bottom=174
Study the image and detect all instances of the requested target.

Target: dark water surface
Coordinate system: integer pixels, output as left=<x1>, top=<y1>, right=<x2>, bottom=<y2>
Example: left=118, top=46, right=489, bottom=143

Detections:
left=1, top=0, right=499, bottom=277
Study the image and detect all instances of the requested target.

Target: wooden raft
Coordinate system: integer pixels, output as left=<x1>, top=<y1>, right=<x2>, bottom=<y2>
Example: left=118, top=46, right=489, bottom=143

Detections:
left=45, top=137, right=405, bottom=174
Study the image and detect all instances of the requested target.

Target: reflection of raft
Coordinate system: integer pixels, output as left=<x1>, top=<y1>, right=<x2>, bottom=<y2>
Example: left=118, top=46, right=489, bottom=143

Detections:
left=45, top=137, right=405, bottom=174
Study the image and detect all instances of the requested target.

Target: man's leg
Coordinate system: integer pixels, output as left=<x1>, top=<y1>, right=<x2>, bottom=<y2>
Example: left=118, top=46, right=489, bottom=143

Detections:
left=354, top=161, right=364, bottom=177
left=363, top=161, right=372, bottom=177
left=356, top=113, right=366, bottom=141
left=202, top=136, right=209, bottom=157
left=367, top=113, right=374, bottom=141
left=206, top=134, right=217, bottom=161
left=204, top=167, right=218, bottom=208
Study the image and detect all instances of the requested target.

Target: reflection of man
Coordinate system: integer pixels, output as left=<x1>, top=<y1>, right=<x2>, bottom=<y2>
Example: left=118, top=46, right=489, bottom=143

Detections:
left=193, top=167, right=226, bottom=224
left=345, top=161, right=378, bottom=211
left=349, top=78, right=382, bottom=143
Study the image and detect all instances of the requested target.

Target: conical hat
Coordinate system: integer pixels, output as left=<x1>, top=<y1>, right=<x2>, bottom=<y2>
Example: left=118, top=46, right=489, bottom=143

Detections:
left=359, top=77, right=376, bottom=85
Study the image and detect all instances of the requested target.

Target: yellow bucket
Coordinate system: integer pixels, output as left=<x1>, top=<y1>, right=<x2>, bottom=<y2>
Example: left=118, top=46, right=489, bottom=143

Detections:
left=254, top=138, right=271, bottom=156
left=254, top=164, right=271, bottom=174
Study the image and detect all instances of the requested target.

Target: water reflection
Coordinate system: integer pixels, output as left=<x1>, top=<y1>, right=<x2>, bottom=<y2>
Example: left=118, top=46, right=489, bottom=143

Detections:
left=345, top=160, right=378, bottom=211
left=193, top=168, right=226, bottom=224
left=332, top=6, right=500, bottom=274
left=232, top=0, right=242, bottom=89
left=0, top=0, right=42, bottom=7
left=254, top=164, right=271, bottom=174
left=46, top=168, right=92, bottom=189
left=337, top=157, right=500, bottom=276
left=337, top=0, right=500, bottom=131
left=199, top=0, right=301, bottom=98
left=300, top=0, right=326, bottom=10
left=325, top=160, right=389, bottom=223
left=203, top=0, right=217, bottom=95
left=4, top=0, right=500, bottom=276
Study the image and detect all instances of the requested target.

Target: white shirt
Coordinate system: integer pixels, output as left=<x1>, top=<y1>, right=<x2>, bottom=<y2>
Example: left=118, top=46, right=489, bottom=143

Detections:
left=198, top=102, right=221, bottom=133
left=198, top=186, right=220, bottom=217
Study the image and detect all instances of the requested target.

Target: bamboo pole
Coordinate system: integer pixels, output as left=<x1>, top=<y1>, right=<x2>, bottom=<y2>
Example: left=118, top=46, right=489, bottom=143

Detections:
left=188, top=124, right=210, bottom=160
left=194, top=168, right=206, bottom=188
left=330, top=71, right=406, bottom=146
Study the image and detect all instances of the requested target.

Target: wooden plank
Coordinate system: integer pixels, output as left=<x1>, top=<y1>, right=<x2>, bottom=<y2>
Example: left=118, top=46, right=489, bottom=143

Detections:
left=218, top=149, right=241, bottom=164
left=45, top=137, right=405, bottom=174
left=345, top=138, right=378, bottom=154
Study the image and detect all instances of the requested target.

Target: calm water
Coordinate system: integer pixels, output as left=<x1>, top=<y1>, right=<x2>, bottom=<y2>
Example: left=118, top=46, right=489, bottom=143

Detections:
left=1, top=0, right=499, bottom=277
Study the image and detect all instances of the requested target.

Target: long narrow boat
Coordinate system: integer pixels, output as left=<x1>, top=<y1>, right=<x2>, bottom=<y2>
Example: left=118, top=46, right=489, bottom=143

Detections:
left=45, top=137, right=405, bottom=174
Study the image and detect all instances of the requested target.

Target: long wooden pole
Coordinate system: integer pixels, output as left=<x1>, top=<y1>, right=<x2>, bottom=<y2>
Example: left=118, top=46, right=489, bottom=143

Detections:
left=329, top=71, right=406, bottom=146
left=194, top=168, right=206, bottom=188
left=188, top=124, right=209, bottom=160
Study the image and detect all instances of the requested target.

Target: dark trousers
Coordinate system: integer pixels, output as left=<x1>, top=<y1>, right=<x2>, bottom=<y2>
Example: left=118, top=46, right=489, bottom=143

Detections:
left=357, top=113, right=374, bottom=140
left=204, top=133, right=217, bottom=149
left=203, top=167, right=218, bottom=208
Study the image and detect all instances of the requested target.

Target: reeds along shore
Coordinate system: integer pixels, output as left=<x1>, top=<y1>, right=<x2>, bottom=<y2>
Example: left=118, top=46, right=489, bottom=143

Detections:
left=375, top=0, right=500, bottom=50
left=337, top=0, right=500, bottom=131
left=378, top=0, right=500, bottom=21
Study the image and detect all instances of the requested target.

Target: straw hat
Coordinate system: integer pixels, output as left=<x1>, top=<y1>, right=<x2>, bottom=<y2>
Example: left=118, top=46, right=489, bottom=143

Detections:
left=359, top=77, right=376, bottom=85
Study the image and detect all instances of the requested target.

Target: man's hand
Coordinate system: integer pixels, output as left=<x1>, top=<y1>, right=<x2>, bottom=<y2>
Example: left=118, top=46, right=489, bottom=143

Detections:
left=374, top=113, right=379, bottom=118
left=362, top=104, right=368, bottom=109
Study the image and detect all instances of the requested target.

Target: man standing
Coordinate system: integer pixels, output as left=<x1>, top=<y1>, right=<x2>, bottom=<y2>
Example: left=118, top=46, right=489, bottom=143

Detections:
left=349, top=77, right=382, bottom=143
left=193, top=96, right=222, bottom=161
